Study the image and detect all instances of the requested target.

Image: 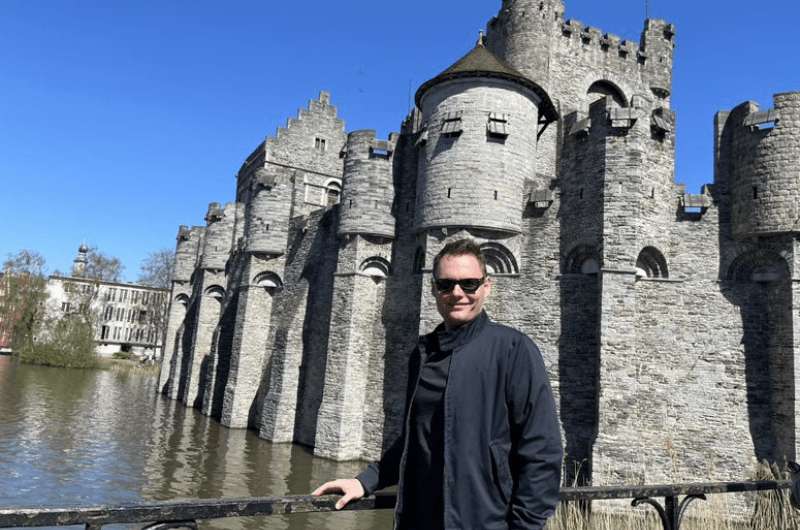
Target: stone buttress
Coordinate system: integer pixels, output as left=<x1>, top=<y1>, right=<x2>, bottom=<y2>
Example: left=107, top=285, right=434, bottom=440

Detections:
left=200, top=202, right=245, bottom=418
left=219, top=159, right=293, bottom=428
left=313, top=130, right=397, bottom=460
left=253, top=92, right=346, bottom=444
left=179, top=202, right=237, bottom=409
left=157, top=225, right=203, bottom=397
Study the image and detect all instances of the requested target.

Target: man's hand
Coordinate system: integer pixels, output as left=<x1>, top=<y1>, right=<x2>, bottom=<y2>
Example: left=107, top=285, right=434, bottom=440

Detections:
left=312, top=479, right=366, bottom=510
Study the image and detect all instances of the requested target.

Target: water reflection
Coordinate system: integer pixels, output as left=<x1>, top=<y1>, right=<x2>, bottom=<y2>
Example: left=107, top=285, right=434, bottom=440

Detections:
left=0, top=362, right=392, bottom=529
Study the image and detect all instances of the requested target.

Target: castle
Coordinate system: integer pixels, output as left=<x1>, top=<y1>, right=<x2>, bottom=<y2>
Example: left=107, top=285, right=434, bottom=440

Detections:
left=157, top=0, right=800, bottom=487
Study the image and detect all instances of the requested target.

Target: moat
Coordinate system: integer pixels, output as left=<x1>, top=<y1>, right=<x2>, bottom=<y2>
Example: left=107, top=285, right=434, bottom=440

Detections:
left=0, top=356, right=392, bottom=529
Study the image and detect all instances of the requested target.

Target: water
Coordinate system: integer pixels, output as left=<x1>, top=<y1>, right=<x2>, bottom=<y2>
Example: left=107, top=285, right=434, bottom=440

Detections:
left=0, top=356, right=393, bottom=529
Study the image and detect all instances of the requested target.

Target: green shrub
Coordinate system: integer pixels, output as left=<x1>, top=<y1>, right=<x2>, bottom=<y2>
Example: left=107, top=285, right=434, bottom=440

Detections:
left=20, top=315, right=98, bottom=369
left=112, top=351, right=133, bottom=360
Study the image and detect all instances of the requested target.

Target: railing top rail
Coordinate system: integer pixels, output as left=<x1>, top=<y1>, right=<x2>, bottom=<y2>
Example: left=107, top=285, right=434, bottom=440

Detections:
left=559, top=479, right=791, bottom=501
left=0, top=480, right=792, bottom=528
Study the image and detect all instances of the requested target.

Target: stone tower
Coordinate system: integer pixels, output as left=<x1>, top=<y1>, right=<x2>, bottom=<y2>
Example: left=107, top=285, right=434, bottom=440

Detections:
left=314, top=129, right=399, bottom=460
left=179, top=202, right=237, bottom=408
left=157, top=225, right=203, bottom=397
left=726, top=93, right=800, bottom=239
left=412, top=36, right=558, bottom=329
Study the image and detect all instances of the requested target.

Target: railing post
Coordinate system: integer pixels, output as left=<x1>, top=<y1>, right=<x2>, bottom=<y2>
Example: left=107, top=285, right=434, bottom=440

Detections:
left=664, top=495, right=678, bottom=530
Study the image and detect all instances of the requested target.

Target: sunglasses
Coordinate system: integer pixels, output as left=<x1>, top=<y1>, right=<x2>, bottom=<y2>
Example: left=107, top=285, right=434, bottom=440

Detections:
left=433, top=277, right=486, bottom=294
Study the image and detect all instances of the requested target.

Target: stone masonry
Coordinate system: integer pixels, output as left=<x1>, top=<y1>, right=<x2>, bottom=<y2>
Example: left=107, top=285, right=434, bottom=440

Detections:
left=158, top=0, right=800, bottom=490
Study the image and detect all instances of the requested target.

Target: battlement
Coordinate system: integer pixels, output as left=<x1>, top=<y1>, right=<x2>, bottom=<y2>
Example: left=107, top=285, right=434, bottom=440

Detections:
left=338, top=129, right=398, bottom=238
left=558, top=19, right=647, bottom=61
left=174, top=226, right=205, bottom=282
left=487, top=0, right=675, bottom=107
left=342, top=130, right=398, bottom=161
left=205, top=202, right=224, bottom=224
left=723, top=92, right=800, bottom=237
left=177, top=225, right=191, bottom=242
left=642, top=19, right=676, bottom=43
left=727, top=92, right=800, bottom=135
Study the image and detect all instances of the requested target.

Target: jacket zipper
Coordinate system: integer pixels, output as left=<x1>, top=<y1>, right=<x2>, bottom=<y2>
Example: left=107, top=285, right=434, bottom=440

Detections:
left=442, top=344, right=458, bottom=530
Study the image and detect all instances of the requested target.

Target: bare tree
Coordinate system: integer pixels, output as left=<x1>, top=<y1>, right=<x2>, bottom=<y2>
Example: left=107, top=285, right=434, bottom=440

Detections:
left=0, top=250, right=48, bottom=352
left=137, top=249, right=175, bottom=289
left=83, top=246, right=124, bottom=282
left=138, top=248, right=175, bottom=360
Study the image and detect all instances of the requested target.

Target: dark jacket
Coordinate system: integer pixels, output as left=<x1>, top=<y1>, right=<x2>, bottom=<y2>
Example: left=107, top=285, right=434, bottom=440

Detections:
left=357, top=311, right=563, bottom=530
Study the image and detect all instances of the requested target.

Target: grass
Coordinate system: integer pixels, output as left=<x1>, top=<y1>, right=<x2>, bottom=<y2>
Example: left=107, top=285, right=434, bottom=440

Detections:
left=98, top=357, right=160, bottom=375
left=546, top=462, right=800, bottom=530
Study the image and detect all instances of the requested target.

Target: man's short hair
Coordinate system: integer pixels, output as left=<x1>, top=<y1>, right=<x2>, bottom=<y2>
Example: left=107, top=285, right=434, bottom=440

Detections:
left=432, top=239, right=487, bottom=279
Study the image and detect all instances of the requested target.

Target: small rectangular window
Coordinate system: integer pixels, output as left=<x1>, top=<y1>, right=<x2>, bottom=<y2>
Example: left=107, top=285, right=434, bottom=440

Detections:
left=440, top=111, right=463, bottom=136
left=61, top=302, right=70, bottom=312
left=315, top=137, right=327, bottom=151
left=487, top=113, right=509, bottom=138
left=370, top=147, right=391, bottom=159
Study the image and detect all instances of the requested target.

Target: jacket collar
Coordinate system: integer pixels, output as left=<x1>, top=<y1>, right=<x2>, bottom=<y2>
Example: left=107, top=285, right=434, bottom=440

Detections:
left=433, top=310, right=489, bottom=352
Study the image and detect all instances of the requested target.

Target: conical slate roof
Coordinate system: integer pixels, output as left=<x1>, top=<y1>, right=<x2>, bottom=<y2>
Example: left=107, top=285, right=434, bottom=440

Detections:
left=415, top=38, right=558, bottom=123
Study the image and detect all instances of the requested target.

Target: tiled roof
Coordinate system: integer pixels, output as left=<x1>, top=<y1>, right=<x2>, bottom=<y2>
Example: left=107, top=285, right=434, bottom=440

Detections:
left=415, top=39, right=558, bottom=122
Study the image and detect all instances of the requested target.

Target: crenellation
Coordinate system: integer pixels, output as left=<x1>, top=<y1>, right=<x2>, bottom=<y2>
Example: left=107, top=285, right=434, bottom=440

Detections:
left=158, top=1, right=800, bottom=500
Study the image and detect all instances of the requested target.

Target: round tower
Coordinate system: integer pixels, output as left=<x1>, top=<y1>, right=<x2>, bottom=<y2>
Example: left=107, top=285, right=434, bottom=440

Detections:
left=414, top=37, right=557, bottom=234
left=485, top=0, right=564, bottom=91
left=338, top=130, right=397, bottom=238
left=730, top=92, right=800, bottom=238
left=173, top=226, right=201, bottom=282
left=243, top=168, right=292, bottom=255
left=641, top=19, right=676, bottom=102
left=199, top=202, right=233, bottom=270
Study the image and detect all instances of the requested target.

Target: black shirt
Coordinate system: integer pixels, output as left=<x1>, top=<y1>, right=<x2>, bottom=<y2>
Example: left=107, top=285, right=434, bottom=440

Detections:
left=401, top=317, right=482, bottom=530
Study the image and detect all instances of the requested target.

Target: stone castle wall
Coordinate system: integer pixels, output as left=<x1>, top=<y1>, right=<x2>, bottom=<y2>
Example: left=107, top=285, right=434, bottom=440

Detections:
left=157, top=0, right=800, bottom=492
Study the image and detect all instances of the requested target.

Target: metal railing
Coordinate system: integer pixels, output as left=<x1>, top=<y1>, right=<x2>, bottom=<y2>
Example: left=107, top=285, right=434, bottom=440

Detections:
left=0, top=479, right=791, bottom=530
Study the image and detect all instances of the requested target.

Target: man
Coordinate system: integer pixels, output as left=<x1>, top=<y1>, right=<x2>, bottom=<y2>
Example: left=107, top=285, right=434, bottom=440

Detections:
left=313, top=239, right=562, bottom=529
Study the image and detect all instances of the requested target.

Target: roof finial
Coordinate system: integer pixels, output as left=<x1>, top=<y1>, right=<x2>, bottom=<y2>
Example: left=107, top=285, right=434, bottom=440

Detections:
left=477, top=30, right=486, bottom=48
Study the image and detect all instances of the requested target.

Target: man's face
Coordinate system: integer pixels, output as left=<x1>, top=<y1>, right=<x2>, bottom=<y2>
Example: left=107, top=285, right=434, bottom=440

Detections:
left=433, top=254, right=492, bottom=329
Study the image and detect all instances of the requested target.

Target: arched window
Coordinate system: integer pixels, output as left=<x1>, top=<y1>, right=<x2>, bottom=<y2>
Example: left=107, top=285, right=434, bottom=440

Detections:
left=563, top=245, right=599, bottom=275
left=635, top=247, right=669, bottom=279
left=587, top=80, right=627, bottom=108
left=204, top=285, right=225, bottom=300
left=727, top=250, right=789, bottom=283
left=480, top=243, right=519, bottom=275
left=360, top=256, right=391, bottom=279
left=325, top=181, right=342, bottom=207
left=174, top=294, right=190, bottom=307
left=253, top=271, right=283, bottom=292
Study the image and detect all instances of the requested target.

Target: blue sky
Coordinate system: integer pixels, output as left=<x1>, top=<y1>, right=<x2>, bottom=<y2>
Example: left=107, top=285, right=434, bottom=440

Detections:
left=2, top=0, right=798, bottom=280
